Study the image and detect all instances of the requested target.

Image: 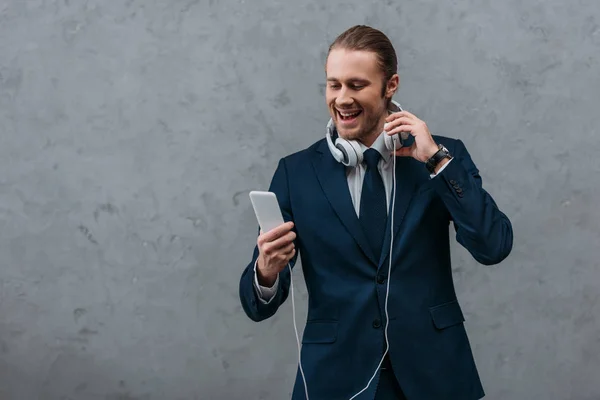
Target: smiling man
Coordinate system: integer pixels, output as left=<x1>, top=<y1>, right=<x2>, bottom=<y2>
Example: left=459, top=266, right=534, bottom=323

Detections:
left=239, top=25, right=513, bottom=400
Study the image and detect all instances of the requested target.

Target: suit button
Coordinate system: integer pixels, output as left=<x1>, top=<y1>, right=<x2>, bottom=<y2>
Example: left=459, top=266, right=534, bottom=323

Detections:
left=450, top=180, right=457, bottom=185
left=377, top=275, right=386, bottom=284
left=372, top=319, right=381, bottom=329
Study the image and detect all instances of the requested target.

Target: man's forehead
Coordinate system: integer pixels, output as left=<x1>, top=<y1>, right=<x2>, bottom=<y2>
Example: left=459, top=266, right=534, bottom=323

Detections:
left=327, top=49, right=379, bottom=64
left=326, top=49, right=381, bottom=79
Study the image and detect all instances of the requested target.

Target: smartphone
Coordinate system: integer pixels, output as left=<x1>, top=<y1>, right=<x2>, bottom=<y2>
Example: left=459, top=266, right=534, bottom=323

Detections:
left=249, top=191, right=285, bottom=233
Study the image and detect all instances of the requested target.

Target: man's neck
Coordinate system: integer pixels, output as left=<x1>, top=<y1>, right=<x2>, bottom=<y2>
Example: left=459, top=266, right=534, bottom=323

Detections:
left=358, top=115, right=388, bottom=148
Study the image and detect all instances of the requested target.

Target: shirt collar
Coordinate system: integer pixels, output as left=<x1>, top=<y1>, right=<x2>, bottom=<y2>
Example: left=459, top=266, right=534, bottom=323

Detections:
left=357, top=132, right=393, bottom=164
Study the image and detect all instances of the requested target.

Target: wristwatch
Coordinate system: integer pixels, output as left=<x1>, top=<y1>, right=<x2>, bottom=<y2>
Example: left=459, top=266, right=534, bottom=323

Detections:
left=425, top=144, right=452, bottom=173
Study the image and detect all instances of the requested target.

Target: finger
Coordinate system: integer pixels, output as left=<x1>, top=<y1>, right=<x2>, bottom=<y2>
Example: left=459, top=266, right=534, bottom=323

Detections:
left=278, top=243, right=296, bottom=259
left=394, top=143, right=415, bottom=157
left=273, top=247, right=295, bottom=267
left=385, top=111, right=417, bottom=122
left=280, top=246, right=296, bottom=261
left=262, top=231, right=296, bottom=254
left=275, top=230, right=296, bottom=246
left=271, top=241, right=295, bottom=255
left=385, top=112, right=402, bottom=122
left=286, top=247, right=296, bottom=260
left=383, top=117, right=413, bottom=133
left=259, top=221, right=294, bottom=243
left=385, top=111, right=410, bottom=122
left=400, top=110, right=418, bottom=119
left=385, top=124, right=415, bottom=136
left=262, top=239, right=291, bottom=256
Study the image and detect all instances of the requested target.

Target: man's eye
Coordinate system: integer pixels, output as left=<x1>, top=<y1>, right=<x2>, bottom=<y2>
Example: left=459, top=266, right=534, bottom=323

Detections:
left=327, top=84, right=364, bottom=90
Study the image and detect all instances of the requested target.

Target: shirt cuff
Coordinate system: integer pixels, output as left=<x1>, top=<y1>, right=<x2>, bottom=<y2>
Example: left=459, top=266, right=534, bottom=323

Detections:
left=253, top=259, right=279, bottom=304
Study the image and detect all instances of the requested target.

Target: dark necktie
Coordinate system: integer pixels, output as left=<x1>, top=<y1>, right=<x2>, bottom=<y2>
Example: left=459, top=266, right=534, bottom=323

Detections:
left=359, top=148, right=387, bottom=259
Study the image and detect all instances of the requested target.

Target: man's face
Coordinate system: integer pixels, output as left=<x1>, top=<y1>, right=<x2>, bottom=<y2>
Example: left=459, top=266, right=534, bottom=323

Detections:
left=325, top=48, right=397, bottom=146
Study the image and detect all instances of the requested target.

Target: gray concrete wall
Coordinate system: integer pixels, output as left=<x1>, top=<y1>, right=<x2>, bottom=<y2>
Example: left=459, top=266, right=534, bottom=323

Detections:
left=0, top=1, right=599, bottom=399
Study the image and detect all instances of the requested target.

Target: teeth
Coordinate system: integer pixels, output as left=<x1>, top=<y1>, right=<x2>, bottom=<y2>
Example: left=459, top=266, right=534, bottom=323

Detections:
left=339, top=111, right=361, bottom=117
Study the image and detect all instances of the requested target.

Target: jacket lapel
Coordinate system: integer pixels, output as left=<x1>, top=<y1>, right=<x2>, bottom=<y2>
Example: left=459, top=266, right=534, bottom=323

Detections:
left=378, top=156, right=420, bottom=269
left=312, top=141, right=379, bottom=265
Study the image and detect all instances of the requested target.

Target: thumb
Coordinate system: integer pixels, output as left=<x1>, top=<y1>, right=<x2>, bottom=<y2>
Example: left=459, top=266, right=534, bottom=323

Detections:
left=394, top=143, right=414, bottom=157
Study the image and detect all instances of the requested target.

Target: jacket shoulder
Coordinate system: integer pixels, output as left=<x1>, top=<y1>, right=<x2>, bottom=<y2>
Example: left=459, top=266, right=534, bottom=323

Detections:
left=432, top=135, right=467, bottom=154
left=432, top=134, right=458, bottom=146
left=280, top=138, right=326, bottom=165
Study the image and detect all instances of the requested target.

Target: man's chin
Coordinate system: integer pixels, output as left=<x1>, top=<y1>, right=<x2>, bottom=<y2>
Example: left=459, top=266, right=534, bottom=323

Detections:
left=337, top=128, right=362, bottom=141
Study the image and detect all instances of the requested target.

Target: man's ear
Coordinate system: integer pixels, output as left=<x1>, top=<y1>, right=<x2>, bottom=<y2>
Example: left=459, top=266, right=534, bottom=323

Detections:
left=386, top=74, right=399, bottom=98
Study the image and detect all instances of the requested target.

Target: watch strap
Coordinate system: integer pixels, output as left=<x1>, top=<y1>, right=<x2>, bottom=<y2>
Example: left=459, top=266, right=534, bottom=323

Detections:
left=426, top=144, right=452, bottom=173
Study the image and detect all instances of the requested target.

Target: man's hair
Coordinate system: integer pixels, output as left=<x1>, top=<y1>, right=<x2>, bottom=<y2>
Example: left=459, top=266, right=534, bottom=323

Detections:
left=327, top=25, right=398, bottom=97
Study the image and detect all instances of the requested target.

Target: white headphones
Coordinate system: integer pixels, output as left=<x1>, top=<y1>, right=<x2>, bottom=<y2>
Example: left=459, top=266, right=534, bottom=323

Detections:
left=325, top=100, right=409, bottom=166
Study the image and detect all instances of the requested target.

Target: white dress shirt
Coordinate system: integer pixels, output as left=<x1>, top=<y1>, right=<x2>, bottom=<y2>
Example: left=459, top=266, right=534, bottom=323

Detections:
left=253, top=134, right=452, bottom=303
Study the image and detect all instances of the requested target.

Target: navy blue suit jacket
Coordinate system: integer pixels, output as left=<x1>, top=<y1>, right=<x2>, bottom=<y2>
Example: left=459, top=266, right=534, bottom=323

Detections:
left=239, top=136, right=513, bottom=400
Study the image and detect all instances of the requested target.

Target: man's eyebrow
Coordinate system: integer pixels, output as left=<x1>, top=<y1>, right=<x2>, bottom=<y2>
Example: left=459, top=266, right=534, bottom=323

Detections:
left=326, top=77, right=371, bottom=83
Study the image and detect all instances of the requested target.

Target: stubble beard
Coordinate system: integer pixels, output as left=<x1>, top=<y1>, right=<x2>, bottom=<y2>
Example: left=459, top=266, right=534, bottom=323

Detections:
left=340, top=105, right=387, bottom=146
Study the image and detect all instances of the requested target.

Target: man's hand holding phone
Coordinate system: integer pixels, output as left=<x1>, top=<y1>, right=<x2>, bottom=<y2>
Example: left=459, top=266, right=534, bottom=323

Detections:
left=256, top=222, right=296, bottom=287
left=384, top=111, right=441, bottom=161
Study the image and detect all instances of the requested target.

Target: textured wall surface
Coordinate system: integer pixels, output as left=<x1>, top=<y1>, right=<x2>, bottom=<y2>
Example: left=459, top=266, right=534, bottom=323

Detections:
left=1, top=1, right=599, bottom=399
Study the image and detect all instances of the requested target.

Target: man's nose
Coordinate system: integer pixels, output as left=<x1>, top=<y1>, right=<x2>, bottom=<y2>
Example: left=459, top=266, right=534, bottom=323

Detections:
left=335, top=88, right=354, bottom=106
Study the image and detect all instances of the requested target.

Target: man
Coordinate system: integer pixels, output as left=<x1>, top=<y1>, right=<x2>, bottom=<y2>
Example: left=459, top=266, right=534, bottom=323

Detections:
left=239, top=25, right=513, bottom=400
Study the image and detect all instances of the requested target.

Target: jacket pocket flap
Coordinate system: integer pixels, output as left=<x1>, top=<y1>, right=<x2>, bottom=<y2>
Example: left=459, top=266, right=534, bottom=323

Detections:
left=302, top=321, right=338, bottom=344
left=429, top=300, right=465, bottom=330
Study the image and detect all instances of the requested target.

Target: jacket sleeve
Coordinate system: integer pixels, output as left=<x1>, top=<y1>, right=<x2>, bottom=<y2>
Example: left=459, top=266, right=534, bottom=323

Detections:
left=431, top=139, right=513, bottom=265
left=239, top=157, right=299, bottom=322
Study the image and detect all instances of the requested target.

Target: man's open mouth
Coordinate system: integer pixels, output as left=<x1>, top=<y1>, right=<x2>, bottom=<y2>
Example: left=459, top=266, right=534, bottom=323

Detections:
left=338, top=110, right=362, bottom=121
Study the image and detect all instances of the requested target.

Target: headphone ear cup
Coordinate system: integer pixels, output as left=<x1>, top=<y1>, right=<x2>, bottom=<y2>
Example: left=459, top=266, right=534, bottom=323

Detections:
left=384, top=132, right=408, bottom=151
left=384, top=133, right=398, bottom=151
left=385, top=100, right=408, bottom=151
left=335, top=137, right=362, bottom=167
left=326, top=130, right=345, bottom=163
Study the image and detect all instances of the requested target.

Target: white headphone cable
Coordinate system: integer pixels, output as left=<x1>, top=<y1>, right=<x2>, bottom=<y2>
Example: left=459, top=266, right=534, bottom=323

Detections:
left=290, top=136, right=398, bottom=400
left=289, top=262, right=309, bottom=400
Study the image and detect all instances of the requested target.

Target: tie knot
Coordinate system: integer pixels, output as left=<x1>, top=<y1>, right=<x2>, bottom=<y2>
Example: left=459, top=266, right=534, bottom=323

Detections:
left=363, top=148, right=381, bottom=169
